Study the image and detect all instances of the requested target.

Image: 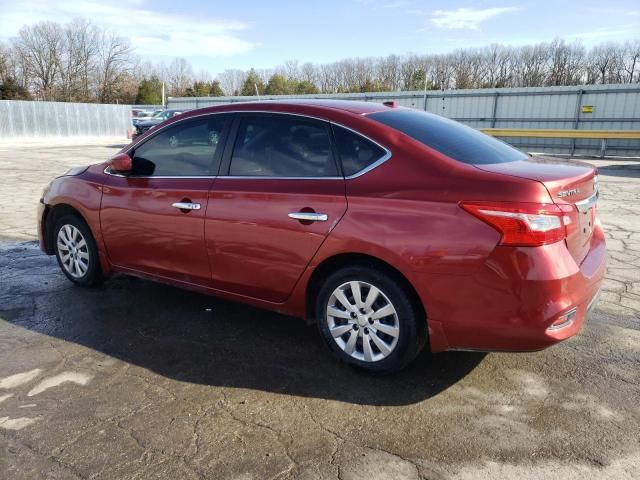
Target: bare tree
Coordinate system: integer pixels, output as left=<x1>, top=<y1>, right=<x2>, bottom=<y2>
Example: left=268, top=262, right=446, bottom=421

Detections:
left=217, top=69, right=247, bottom=95
left=300, top=62, right=317, bottom=85
left=56, top=19, right=99, bottom=101
left=14, top=22, right=64, bottom=99
left=3, top=19, right=638, bottom=101
left=587, top=43, right=623, bottom=84
left=165, top=57, right=193, bottom=96
left=195, top=69, right=213, bottom=83
left=623, top=40, right=640, bottom=83
left=0, top=41, right=10, bottom=83
left=317, top=62, right=339, bottom=93
left=283, top=59, right=300, bottom=82
left=95, top=30, right=132, bottom=103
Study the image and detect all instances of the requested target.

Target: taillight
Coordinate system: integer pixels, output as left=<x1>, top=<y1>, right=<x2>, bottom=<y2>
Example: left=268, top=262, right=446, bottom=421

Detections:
left=460, top=202, right=567, bottom=247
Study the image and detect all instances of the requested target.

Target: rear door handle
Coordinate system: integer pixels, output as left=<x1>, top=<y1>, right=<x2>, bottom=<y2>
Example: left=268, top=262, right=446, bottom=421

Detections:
left=288, top=212, right=328, bottom=222
left=172, top=202, right=201, bottom=210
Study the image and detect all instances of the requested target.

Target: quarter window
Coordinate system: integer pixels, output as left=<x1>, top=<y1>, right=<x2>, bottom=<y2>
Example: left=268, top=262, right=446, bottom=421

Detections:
left=131, top=117, right=226, bottom=176
left=229, top=115, right=338, bottom=177
left=332, top=125, right=387, bottom=177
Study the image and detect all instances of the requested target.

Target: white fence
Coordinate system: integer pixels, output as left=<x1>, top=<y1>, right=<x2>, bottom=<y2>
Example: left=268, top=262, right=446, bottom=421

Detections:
left=168, top=84, right=640, bottom=156
left=0, top=100, right=131, bottom=139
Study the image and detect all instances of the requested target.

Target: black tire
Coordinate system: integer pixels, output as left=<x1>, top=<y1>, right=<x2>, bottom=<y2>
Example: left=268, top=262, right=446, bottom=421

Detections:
left=316, top=266, right=426, bottom=373
left=53, top=214, right=104, bottom=286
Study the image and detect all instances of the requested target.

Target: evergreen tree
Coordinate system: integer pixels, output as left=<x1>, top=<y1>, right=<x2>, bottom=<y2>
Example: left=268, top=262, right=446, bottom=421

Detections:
left=135, top=77, right=163, bottom=104
left=209, top=80, right=224, bottom=97
left=240, top=69, right=265, bottom=96
left=185, top=81, right=211, bottom=97
left=0, top=77, right=32, bottom=100
left=294, top=80, right=319, bottom=94
left=265, top=74, right=292, bottom=95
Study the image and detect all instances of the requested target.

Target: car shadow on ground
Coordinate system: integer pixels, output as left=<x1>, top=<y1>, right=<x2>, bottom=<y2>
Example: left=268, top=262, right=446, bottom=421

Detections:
left=1, top=248, right=485, bottom=406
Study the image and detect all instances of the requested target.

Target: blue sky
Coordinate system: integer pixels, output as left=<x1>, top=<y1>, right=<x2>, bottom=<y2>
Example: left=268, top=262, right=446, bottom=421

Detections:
left=0, top=0, right=638, bottom=75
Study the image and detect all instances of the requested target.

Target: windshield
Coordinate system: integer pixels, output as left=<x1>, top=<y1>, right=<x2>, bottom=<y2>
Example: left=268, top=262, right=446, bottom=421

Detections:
left=369, top=109, right=527, bottom=165
left=152, top=111, right=166, bottom=119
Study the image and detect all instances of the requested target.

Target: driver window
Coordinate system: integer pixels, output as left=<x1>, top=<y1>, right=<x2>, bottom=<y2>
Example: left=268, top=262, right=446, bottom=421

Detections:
left=131, top=117, right=226, bottom=176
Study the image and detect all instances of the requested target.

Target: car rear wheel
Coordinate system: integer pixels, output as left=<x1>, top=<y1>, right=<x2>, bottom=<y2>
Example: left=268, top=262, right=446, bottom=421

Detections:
left=316, top=266, right=425, bottom=373
left=54, top=214, right=103, bottom=286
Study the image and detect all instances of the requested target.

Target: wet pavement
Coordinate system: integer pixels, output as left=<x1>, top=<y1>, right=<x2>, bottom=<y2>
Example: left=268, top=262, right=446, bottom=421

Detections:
left=0, top=144, right=639, bottom=479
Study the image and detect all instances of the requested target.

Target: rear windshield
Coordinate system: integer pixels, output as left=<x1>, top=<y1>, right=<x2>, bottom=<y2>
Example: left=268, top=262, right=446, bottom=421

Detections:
left=369, top=110, right=527, bottom=165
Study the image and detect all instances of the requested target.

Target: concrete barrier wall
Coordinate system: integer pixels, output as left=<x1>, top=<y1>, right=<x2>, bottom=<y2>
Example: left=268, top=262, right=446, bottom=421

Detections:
left=0, top=101, right=131, bottom=139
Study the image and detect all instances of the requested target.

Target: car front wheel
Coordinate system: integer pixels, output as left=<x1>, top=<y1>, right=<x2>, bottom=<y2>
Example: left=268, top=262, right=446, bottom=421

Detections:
left=54, top=214, right=103, bottom=286
left=316, top=266, right=426, bottom=373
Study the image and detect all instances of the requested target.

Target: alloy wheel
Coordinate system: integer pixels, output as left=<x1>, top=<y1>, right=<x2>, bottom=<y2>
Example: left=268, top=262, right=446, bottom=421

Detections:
left=326, top=281, right=400, bottom=362
left=57, top=224, right=90, bottom=278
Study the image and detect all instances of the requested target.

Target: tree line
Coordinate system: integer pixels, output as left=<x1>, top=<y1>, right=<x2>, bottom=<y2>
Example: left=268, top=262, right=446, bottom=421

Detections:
left=0, top=19, right=638, bottom=104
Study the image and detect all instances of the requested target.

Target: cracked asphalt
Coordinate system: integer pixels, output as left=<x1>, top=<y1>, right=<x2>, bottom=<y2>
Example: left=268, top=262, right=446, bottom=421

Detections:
left=0, top=142, right=639, bottom=479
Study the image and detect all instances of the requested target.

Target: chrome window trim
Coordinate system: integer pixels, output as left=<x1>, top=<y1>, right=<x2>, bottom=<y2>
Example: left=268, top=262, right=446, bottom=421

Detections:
left=220, top=175, right=344, bottom=180
left=118, top=109, right=392, bottom=180
left=104, top=167, right=217, bottom=179
left=344, top=150, right=392, bottom=180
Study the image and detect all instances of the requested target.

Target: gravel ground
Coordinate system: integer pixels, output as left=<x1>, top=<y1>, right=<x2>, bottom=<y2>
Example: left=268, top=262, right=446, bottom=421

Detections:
left=0, top=143, right=638, bottom=479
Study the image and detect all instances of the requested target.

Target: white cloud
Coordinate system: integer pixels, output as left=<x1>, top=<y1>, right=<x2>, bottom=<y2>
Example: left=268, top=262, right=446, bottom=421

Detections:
left=0, top=0, right=256, bottom=58
left=431, top=7, right=519, bottom=30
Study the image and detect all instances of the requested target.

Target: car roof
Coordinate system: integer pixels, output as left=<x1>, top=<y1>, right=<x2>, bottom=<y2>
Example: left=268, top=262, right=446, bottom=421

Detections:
left=263, top=99, right=390, bottom=114
left=184, top=99, right=392, bottom=117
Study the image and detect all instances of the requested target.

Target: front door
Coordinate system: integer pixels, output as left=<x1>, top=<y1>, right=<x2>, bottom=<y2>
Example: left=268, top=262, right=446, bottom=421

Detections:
left=101, top=115, right=229, bottom=285
left=205, top=113, right=347, bottom=302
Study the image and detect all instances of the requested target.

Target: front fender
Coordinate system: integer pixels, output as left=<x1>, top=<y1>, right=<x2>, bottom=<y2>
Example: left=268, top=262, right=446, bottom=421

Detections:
left=42, top=167, right=108, bottom=272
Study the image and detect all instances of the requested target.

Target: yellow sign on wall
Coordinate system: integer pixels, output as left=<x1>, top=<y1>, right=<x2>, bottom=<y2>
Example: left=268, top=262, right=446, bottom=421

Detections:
left=582, top=105, right=594, bottom=113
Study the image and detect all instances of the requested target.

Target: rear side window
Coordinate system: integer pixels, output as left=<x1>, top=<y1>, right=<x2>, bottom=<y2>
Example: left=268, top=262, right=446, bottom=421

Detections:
left=332, top=125, right=387, bottom=177
left=369, top=110, right=527, bottom=165
left=229, top=115, right=338, bottom=177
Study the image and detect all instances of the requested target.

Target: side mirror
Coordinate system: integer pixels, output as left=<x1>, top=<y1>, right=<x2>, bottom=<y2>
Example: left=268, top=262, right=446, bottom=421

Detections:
left=108, top=153, right=132, bottom=173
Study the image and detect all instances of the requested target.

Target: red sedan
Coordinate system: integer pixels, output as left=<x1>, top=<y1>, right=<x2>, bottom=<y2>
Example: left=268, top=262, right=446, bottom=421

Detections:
left=38, top=100, right=606, bottom=373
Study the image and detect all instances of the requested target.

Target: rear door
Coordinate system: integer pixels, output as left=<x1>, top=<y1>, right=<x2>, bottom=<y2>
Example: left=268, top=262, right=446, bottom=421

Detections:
left=101, top=115, right=229, bottom=285
left=205, top=113, right=347, bottom=302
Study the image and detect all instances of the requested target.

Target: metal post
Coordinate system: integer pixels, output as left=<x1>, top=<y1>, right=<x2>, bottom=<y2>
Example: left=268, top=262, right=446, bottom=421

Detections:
left=570, top=89, right=584, bottom=157
left=600, top=139, right=607, bottom=159
left=423, top=68, right=428, bottom=111
left=491, top=92, right=499, bottom=128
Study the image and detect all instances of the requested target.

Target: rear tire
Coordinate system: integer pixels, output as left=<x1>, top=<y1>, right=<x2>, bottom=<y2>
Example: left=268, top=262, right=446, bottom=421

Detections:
left=316, top=266, right=425, bottom=373
left=53, top=214, right=103, bottom=286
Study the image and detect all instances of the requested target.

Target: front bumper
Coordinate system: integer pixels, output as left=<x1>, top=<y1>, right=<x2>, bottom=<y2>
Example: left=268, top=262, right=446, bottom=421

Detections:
left=37, top=199, right=48, bottom=253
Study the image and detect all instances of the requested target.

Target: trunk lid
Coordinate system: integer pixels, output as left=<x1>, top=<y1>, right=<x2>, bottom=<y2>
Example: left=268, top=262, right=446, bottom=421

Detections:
left=475, top=156, right=598, bottom=264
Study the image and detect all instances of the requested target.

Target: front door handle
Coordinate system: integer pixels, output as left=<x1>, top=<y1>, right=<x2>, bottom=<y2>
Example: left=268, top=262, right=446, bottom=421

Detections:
left=172, top=202, right=201, bottom=211
left=288, top=212, right=328, bottom=222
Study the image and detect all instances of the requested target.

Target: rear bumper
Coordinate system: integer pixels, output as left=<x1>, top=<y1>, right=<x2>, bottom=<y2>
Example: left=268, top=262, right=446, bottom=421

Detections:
left=420, top=224, right=607, bottom=353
